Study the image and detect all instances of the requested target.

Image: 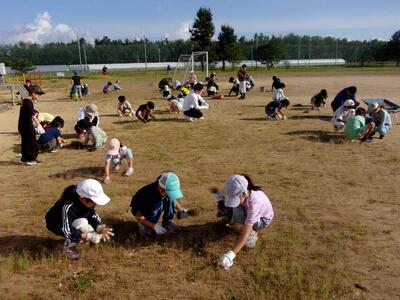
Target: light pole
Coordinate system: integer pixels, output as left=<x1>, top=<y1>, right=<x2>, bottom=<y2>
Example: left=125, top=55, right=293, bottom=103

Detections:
left=144, top=34, right=148, bottom=72
left=77, top=34, right=82, bottom=70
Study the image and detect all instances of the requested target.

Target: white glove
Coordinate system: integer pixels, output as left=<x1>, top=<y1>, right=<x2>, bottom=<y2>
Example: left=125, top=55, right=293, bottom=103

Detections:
left=104, top=176, right=111, bottom=184
left=96, top=225, right=115, bottom=242
left=219, top=250, right=236, bottom=270
left=37, top=124, right=45, bottom=134
left=87, top=232, right=102, bottom=244
left=213, top=192, right=225, bottom=202
left=153, top=224, right=167, bottom=235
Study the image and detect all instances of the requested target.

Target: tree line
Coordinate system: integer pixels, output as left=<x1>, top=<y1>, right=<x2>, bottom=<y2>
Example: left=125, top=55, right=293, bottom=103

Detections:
left=1, top=7, right=399, bottom=72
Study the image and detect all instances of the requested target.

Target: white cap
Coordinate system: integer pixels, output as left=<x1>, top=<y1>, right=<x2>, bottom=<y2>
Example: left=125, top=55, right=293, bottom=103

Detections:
left=343, top=99, right=355, bottom=107
left=367, top=102, right=379, bottom=113
left=224, top=175, right=248, bottom=208
left=76, top=179, right=110, bottom=205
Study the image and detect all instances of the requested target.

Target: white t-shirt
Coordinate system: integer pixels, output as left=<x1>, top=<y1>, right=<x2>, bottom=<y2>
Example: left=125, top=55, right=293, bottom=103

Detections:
left=117, top=100, right=132, bottom=110
left=272, top=88, right=286, bottom=101
left=183, top=92, right=209, bottom=112
left=331, top=106, right=353, bottom=124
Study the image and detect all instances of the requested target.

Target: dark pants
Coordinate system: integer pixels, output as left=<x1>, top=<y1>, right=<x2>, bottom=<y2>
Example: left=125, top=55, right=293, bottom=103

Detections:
left=20, top=132, right=38, bottom=161
left=184, top=108, right=203, bottom=118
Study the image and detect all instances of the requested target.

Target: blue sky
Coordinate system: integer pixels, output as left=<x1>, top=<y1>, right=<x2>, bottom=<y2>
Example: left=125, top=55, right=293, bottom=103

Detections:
left=0, top=0, right=398, bottom=44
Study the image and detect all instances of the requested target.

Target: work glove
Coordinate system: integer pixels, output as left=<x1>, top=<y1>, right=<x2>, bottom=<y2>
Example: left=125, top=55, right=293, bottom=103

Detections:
left=104, top=176, right=111, bottom=184
left=87, top=232, right=102, bottom=244
left=96, top=225, right=115, bottom=242
left=213, top=192, right=225, bottom=202
left=177, top=209, right=189, bottom=219
left=219, top=250, right=236, bottom=270
left=37, top=124, right=45, bottom=135
left=153, top=224, right=167, bottom=235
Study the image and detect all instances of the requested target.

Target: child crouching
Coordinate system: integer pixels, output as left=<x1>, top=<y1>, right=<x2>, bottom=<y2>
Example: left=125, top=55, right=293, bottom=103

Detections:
left=37, top=116, right=65, bottom=152
left=117, top=95, right=133, bottom=117
left=45, top=179, right=114, bottom=259
left=104, top=138, right=134, bottom=184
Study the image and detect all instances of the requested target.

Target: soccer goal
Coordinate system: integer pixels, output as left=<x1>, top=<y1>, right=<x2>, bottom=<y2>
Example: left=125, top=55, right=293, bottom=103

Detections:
left=172, top=51, right=209, bottom=85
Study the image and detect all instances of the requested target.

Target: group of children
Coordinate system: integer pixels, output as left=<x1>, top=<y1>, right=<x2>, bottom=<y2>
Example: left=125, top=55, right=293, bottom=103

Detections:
left=70, top=71, right=89, bottom=100
left=329, top=86, right=393, bottom=141
left=45, top=171, right=274, bottom=271
left=17, top=69, right=395, bottom=272
left=103, top=80, right=122, bottom=94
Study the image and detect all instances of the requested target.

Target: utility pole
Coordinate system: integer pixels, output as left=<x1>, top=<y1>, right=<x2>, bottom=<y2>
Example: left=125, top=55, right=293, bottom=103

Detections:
left=83, top=42, right=88, bottom=71
left=144, top=34, right=148, bottom=72
left=335, top=40, right=339, bottom=65
left=77, top=34, right=82, bottom=70
left=298, top=37, right=301, bottom=66
left=308, top=36, right=311, bottom=66
left=255, top=36, right=259, bottom=69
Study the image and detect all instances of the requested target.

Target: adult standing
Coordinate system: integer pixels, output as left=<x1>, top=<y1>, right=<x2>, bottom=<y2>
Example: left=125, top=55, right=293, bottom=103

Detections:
left=71, top=71, right=82, bottom=100
left=237, top=64, right=247, bottom=99
left=331, top=86, right=357, bottom=112
left=18, top=85, right=45, bottom=165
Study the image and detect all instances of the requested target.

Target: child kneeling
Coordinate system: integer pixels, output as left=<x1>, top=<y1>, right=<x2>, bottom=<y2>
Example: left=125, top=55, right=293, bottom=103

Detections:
left=45, top=179, right=114, bottom=260
left=104, top=138, right=134, bottom=184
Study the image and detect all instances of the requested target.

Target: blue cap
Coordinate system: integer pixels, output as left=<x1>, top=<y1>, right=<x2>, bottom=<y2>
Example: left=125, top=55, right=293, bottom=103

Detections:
left=158, top=172, right=183, bottom=201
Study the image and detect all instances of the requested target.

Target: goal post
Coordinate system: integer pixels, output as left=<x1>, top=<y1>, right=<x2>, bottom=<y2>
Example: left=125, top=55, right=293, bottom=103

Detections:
left=172, top=51, right=208, bottom=85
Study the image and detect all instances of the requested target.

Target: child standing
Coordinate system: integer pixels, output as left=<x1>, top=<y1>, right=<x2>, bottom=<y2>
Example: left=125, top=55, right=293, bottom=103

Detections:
left=104, top=138, right=134, bottom=184
left=212, top=174, right=274, bottom=270
left=45, top=179, right=113, bottom=260
left=117, top=95, right=133, bottom=117
left=37, top=117, right=65, bottom=152
left=18, top=85, right=45, bottom=165
left=237, top=64, right=247, bottom=99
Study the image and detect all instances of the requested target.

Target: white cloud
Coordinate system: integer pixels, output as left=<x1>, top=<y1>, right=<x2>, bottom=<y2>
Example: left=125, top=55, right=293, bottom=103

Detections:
left=2, top=11, right=78, bottom=44
left=164, top=21, right=191, bottom=40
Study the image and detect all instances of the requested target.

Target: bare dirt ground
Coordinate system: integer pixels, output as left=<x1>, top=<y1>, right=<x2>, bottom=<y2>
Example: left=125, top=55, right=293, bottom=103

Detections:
left=0, top=70, right=399, bottom=299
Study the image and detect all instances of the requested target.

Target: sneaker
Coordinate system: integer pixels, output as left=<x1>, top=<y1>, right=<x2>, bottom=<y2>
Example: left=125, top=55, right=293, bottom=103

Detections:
left=124, top=167, right=134, bottom=176
left=177, top=209, right=189, bottom=219
left=379, top=135, right=384, bottom=139
left=164, top=222, right=180, bottom=232
left=199, top=116, right=205, bottom=120
left=186, top=116, right=193, bottom=122
left=245, top=231, right=258, bottom=248
left=15, top=153, right=22, bottom=158
left=26, top=160, right=41, bottom=166
left=64, top=246, right=80, bottom=260
left=50, top=147, right=60, bottom=153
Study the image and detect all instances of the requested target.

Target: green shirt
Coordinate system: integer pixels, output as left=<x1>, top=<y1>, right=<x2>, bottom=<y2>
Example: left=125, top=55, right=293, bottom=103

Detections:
left=345, top=115, right=365, bottom=139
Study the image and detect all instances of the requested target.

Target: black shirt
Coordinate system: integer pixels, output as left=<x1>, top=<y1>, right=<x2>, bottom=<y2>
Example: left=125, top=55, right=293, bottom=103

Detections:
left=136, top=104, right=150, bottom=121
left=45, top=185, right=101, bottom=243
left=72, top=75, right=81, bottom=85
left=18, top=98, right=35, bottom=135
left=131, top=182, right=163, bottom=217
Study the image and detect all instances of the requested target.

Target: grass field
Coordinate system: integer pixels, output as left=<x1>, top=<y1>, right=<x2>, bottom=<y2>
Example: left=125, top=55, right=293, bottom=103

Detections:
left=0, top=68, right=399, bottom=299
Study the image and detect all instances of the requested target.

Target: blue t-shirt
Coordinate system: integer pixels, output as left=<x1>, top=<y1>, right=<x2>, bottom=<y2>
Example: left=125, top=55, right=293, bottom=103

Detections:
left=38, top=127, right=61, bottom=144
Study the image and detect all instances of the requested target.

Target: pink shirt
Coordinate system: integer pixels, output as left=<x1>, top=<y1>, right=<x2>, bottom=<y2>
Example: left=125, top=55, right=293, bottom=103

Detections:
left=244, top=190, right=274, bottom=225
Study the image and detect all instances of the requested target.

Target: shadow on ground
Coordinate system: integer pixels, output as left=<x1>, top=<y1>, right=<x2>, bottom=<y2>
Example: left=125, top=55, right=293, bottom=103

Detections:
left=289, top=115, right=331, bottom=122
left=240, top=117, right=267, bottom=121
left=0, top=235, right=62, bottom=258
left=151, top=118, right=188, bottom=123
left=49, top=166, right=103, bottom=179
left=287, top=130, right=347, bottom=144
left=104, top=217, right=234, bottom=257
left=0, top=160, right=23, bottom=166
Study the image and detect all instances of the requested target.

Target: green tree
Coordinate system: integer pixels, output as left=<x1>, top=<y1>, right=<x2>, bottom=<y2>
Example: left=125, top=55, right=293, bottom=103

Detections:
left=190, top=7, right=215, bottom=51
left=217, top=25, right=240, bottom=70
left=387, top=30, right=400, bottom=66
left=7, top=58, right=35, bottom=74
left=257, top=37, right=288, bottom=69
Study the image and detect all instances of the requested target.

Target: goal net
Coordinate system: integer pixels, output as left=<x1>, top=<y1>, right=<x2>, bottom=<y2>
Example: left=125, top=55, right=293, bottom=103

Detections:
left=172, top=51, right=209, bottom=85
